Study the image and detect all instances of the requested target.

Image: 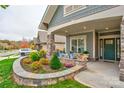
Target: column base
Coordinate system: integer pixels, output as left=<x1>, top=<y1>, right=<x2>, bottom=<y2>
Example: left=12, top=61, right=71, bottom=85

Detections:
left=120, top=69, right=124, bottom=81
left=88, top=57, right=98, bottom=62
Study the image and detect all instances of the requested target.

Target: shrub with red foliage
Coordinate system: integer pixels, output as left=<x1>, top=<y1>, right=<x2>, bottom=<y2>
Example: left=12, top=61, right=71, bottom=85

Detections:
left=20, top=38, right=29, bottom=48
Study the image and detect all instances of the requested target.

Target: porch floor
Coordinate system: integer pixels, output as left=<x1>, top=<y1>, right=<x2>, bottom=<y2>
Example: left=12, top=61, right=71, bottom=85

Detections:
left=74, top=61, right=124, bottom=88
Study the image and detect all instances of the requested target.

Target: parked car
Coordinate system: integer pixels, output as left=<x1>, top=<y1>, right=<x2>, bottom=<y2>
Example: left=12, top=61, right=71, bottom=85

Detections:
left=19, top=48, right=32, bottom=56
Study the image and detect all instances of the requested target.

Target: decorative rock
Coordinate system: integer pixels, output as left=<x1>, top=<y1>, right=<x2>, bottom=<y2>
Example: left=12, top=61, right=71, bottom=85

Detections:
left=58, top=77, right=65, bottom=81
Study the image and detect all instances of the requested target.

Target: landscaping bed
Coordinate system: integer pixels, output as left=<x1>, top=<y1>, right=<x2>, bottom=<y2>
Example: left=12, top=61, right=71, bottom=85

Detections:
left=21, top=57, right=68, bottom=74
left=21, top=50, right=76, bottom=74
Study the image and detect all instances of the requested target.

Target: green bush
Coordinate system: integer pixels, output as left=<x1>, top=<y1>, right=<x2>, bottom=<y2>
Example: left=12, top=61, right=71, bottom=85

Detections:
left=83, top=50, right=89, bottom=54
left=29, top=52, right=40, bottom=61
left=50, top=53, right=61, bottom=69
left=39, top=49, right=47, bottom=58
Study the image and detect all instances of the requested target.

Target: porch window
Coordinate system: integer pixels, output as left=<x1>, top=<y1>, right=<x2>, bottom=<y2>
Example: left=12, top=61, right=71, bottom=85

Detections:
left=64, top=5, right=87, bottom=16
left=78, top=39, right=84, bottom=53
left=71, top=39, right=77, bottom=53
left=70, top=35, right=86, bottom=53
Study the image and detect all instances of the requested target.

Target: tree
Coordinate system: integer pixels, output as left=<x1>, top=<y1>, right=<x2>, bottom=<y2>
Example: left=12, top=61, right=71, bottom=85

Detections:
left=50, top=53, right=62, bottom=69
left=0, top=5, right=9, bottom=9
left=20, top=38, right=29, bottom=48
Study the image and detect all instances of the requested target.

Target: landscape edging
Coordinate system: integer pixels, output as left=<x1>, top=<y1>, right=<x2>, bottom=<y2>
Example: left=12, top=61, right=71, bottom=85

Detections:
left=13, top=57, right=87, bottom=86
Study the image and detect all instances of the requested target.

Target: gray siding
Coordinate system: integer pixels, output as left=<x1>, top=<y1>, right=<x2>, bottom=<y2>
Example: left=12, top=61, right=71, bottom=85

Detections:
left=86, top=32, right=93, bottom=58
left=49, top=5, right=118, bottom=28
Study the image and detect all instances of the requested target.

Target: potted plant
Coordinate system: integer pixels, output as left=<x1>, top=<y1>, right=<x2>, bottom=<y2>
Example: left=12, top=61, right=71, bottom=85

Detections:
left=69, top=51, right=74, bottom=59
left=83, top=50, right=89, bottom=55
left=82, top=50, right=89, bottom=61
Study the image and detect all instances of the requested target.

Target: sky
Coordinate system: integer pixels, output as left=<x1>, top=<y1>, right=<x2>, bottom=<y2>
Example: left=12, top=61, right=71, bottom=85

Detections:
left=0, top=5, right=47, bottom=41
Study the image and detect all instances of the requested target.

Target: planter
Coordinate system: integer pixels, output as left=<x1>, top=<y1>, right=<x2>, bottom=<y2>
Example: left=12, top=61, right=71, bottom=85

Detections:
left=13, top=57, right=87, bottom=86
left=77, top=54, right=89, bottom=62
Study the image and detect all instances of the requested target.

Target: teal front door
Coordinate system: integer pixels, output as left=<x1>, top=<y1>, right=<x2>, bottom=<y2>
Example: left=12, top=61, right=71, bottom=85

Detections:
left=104, top=39, right=115, bottom=60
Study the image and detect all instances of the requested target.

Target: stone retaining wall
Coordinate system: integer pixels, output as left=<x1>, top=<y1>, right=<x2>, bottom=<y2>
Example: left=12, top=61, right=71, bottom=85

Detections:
left=13, top=57, right=87, bottom=87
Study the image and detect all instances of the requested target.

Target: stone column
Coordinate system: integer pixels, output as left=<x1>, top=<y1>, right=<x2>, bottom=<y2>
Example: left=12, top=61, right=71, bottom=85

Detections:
left=119, top=17, right=124, bottom=81
left=47, top=33, right=55, bottom=56
left=65, top=36, right=70, bottom=54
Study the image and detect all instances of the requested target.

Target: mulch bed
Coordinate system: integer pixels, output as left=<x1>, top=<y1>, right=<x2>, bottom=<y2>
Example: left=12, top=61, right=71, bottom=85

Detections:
left=21, top=58, right=68, bottom=74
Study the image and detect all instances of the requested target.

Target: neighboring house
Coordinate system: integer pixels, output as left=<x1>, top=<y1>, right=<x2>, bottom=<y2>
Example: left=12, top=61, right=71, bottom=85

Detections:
left=33, top=31, right=65, bottom=51
left=38, top=5, right=124, bottom=81
left=33, top=37, right=40, bottom=50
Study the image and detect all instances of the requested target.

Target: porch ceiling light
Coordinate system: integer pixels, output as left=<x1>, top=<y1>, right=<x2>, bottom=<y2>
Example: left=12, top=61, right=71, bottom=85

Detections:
left=105, top=27, right=109, bottom=30
left=83, top=26, right=86, bottom=30
left=65, top=30, right=68, bottom=33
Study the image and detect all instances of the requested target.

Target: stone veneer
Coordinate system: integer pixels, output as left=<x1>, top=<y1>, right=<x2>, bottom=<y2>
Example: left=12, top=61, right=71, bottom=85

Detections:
left=13, top=57, right=87, bottom=87
left=47, top=33, right=55, bottom=56
left=120, top=18, right=124, bottom=81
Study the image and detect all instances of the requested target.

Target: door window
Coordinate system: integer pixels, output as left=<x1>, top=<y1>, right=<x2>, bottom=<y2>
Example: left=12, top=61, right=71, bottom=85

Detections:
left=105, top=40, right=113, bottom=44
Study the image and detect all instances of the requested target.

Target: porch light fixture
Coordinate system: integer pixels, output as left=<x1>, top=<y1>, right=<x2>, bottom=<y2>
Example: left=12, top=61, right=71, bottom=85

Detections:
left=83, top=26, right=86, bottom=30
left=105, top=27, right=109, bottom=30
left=65, top=30, right=68, bottom=33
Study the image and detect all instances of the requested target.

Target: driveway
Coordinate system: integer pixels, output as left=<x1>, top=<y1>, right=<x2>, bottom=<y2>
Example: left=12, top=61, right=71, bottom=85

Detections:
left=0, top=50, right=18, bottom=57
left=74, top=61, right=124, bottom=88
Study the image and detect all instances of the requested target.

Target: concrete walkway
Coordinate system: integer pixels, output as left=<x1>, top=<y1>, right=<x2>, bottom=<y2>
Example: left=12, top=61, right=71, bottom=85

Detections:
left=74, top=62, right=124, bottom=88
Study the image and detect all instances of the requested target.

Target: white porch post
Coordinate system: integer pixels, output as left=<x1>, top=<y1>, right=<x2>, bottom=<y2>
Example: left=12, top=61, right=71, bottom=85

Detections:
left=47, top=33, right=55, bottom=56
left=93, top=30, right=96, bottom=61
left=120, top=16, right=124, bottom=81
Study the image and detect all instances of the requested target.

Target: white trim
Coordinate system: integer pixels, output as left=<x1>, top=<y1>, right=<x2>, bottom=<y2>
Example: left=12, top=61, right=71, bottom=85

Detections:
left=68, top=30, right=94, bottom=36
left=98, top=33, right=120, bottom=61
left=70, top=35, right=87, bottom=52
left=48, top=6, right=124, bottom=33
left=99, top=35, right=120, bottom=39
left=114, top=38, right=117, bottom=60
left=41, top=5, right=58, bottom=24
left=98, top=29, right=120, bottom=33
left=93, top=30, right=96, bottom=58
left=64, top=5, right=87, bottom=17
left=98, top=33, right=100, bottom=59
left=65, top=36, right=67, bottom=53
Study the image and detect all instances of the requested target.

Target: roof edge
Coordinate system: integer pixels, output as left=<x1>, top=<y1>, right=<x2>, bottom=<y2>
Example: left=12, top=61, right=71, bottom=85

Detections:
left=38, top=5, right=58, bottom=30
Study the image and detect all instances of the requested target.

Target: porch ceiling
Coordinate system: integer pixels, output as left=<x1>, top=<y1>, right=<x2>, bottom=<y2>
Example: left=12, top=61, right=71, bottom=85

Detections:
left=52, top=16, right=122, bottom=36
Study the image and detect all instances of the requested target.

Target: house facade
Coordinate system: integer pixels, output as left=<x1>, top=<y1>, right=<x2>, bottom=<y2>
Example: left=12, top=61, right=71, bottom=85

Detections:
left=33, top=31, right=65, bottom=51
left=38, top=5, right=124, bottom=81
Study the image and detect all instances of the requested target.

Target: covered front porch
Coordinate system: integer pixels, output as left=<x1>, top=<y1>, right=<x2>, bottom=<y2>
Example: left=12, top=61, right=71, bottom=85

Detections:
left=51, top=16, right=122, bottom=62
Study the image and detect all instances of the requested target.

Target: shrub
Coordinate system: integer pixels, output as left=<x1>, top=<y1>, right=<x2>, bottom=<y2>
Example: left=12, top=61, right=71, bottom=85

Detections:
left=83, top=50, right=89, bottom=54
left=39, top=49, right=47, bottom=58
left=31, top=61, right=42, bottom=70
left=40, top=58, right=49, bottom=65
left=50, top=53, right=62, bottom=69
left=29, top=52, right=40, bottom=61
left=64, top=62, right=75, bottom=68
left=22, top=57, right=32, bottom=64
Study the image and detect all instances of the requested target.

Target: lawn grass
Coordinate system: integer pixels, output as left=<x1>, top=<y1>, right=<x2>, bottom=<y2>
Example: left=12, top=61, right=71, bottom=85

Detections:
left=45, top=79, right=89, bottom=88
left=0, top=58, right=89, bottom=88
